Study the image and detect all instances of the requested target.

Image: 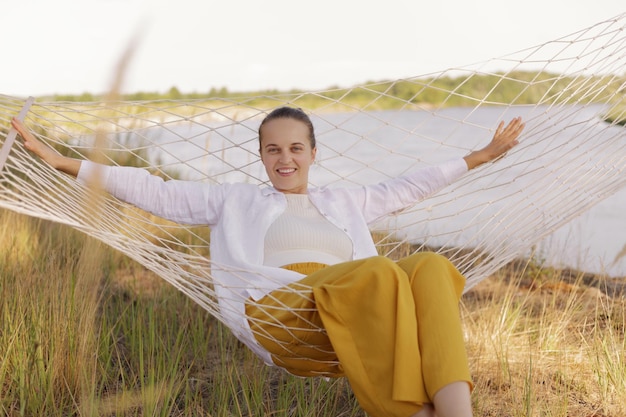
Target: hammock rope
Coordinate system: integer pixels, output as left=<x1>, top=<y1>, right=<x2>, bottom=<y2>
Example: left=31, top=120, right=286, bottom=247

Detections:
left=1, top=13, right=625, bottom=372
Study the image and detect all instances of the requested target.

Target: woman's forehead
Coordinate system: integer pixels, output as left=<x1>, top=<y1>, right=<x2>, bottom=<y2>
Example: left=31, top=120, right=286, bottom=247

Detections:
left=260, top=118, right=310, bottom=144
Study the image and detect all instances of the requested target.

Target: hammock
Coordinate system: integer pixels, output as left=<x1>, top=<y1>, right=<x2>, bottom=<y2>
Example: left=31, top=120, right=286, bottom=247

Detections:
left=1, top=13, right=625, bottom=371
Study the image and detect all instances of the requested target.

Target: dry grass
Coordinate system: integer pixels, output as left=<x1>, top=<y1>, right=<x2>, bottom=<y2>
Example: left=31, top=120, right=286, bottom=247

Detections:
left=1, top=210, right=625, bottom=416
left=463, top=261, right=626, bottom=417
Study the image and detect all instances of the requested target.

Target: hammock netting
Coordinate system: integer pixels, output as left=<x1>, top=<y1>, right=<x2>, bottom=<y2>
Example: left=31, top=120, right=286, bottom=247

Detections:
left=1, top=13, right=625, bottom=371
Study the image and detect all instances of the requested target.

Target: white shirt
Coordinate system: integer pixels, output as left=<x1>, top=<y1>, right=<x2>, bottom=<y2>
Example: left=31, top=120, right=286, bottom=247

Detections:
left=77, top=158, right=468, bottom=364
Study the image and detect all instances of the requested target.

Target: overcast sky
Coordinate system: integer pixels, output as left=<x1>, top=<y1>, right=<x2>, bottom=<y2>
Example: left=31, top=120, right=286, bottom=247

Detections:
left=2, top=0, right=624, bottom=96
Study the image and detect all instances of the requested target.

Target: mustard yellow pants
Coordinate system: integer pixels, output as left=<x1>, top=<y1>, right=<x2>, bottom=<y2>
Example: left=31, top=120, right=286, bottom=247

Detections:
left=246, top=252, right=471, bottom=417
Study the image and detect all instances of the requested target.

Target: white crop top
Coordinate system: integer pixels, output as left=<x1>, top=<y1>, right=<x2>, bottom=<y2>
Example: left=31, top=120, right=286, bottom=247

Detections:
left=263, top=194, right=354, bottom=267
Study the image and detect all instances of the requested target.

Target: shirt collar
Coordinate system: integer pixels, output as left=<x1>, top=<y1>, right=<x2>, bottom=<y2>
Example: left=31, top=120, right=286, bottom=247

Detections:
left=261, top=186, right=321, bottom=196
left=261, top=186, right=281, bottom=196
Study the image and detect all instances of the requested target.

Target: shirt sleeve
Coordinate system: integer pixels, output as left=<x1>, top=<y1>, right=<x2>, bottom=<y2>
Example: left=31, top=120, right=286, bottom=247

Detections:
left=433, top=158, right=469, bottom=183
left=77, top=160, right=220, bottom=225
left=76, top=159, right=112, bottom=187
left=357, top=157, right=468, bottom=223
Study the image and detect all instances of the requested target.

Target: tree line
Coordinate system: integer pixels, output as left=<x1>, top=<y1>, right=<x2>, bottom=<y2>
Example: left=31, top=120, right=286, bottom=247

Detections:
left=48, top=70, right=625, bottom=113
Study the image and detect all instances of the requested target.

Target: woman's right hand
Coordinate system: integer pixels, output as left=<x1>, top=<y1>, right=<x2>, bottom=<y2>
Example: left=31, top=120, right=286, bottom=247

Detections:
left=11, top=117, right=81, bottom=177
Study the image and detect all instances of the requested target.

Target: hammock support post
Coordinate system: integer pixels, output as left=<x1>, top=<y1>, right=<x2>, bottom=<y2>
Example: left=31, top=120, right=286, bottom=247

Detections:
left=0, top=96, right=35, bottom=172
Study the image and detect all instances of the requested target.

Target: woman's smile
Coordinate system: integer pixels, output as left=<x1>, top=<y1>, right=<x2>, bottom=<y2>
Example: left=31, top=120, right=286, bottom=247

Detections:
left=260, top=117, right=316, bottom=194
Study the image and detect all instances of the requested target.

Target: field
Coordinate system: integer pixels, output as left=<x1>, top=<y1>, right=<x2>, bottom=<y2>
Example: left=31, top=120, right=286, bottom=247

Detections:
left=1, top=210, right=625, bottom=416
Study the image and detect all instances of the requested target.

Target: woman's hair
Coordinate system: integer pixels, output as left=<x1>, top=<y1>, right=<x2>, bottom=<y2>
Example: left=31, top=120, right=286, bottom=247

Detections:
left=258, top=107, right=316, bottom=150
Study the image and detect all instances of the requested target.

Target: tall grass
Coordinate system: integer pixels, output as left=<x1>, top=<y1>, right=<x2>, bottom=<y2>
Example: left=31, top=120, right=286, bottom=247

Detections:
left=463, top=260, right=626, bottom=416
left=1, top=210, right=625, bottom=416
left=0, top=211, right=362, bottom=416
left=0, top=211, right=102, bottom=415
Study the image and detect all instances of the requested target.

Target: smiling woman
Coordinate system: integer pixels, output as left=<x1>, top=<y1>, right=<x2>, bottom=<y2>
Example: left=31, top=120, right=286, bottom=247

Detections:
left=9, top=100, right=524, bottom=417
left=259, top=108, right=317, bottom=194
left=1, top=12, right=625, bottom=417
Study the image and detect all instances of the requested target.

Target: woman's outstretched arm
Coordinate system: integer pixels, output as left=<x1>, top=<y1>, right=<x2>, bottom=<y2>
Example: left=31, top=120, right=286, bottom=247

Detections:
left=11, top=115, right=524, bottom=177
left=11, top=117, right=82, bottom=177
left=463, top=117, right=525, bottom=170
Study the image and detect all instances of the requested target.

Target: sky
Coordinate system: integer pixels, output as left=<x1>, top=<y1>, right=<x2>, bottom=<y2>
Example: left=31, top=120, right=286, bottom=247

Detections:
left=2, top=0, right=625, bottom=97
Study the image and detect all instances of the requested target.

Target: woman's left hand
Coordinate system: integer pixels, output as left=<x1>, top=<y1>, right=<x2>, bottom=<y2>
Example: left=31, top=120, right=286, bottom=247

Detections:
left=11, top=117, right=81, bottom=177
left=464, top=117, right=525, bottom=170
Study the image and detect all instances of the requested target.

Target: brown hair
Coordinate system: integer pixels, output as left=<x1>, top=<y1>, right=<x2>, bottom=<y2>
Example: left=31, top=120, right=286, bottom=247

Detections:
left=258, top=107, right=316, bottom=150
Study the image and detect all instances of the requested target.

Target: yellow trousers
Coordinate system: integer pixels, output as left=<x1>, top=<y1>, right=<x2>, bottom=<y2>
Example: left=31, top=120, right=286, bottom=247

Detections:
left=246, top=252, right=471, bottom=417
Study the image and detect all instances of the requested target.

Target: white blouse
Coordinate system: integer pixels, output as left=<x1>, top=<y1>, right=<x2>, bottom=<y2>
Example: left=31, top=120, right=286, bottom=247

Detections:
left=77, top=157, right=469, bottom=365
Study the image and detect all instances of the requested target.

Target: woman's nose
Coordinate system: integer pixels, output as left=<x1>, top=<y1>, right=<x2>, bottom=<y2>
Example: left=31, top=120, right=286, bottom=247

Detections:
left=279, top=152, right=292, bottom=164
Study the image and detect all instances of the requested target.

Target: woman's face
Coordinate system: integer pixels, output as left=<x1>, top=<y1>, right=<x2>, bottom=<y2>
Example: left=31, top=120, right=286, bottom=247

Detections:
left=259, top=117, right=316, bottom=194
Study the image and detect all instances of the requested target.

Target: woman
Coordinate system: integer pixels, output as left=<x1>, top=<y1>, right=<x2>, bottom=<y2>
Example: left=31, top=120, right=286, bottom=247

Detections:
left=12, top=108, right=524, bottom=417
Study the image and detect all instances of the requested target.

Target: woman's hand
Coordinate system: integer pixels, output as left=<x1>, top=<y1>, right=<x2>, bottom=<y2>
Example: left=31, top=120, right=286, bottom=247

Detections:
left=463, top=117, right=525, bottom=170
left=11, top=117, right=81, bottom=177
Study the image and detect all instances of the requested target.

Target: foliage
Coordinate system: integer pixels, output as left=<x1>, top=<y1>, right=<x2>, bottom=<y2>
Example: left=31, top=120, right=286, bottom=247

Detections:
left=41, top=71, right=626, bottom=113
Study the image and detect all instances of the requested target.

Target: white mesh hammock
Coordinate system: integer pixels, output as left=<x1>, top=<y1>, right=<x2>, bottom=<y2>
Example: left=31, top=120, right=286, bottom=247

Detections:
left=1, top=13, right=625, bottom=372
